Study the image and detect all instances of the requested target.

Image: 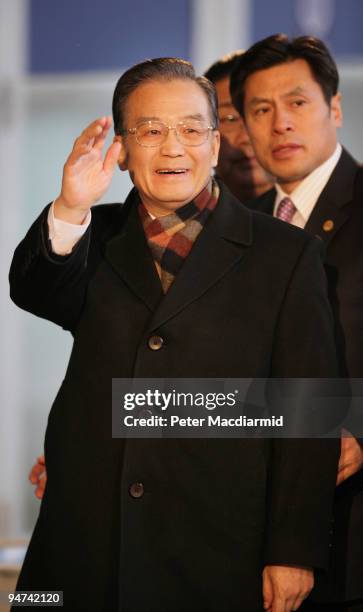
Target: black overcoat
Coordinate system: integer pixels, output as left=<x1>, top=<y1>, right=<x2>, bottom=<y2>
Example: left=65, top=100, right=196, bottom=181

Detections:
left=10, top=182, right=340, bottom=612
left=251, top=149, right=363, bottom=603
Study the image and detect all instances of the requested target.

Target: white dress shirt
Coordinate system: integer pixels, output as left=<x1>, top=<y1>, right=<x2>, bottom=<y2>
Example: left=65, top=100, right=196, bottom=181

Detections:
left=47, top=203, right=92, bottom=255
left=273, top=144, right=342, bottom=228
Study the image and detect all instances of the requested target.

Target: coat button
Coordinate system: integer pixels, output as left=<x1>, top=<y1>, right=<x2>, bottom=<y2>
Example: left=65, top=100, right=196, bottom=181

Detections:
left=129, top=482, right=144, bottom=498
left=322, top=219, right=334, bottom=232
left=148, top=335, right=164, bottom=351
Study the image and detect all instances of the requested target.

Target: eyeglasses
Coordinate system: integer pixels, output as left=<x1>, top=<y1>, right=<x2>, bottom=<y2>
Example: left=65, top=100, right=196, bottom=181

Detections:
left=121, top=120, right=215, bottom=147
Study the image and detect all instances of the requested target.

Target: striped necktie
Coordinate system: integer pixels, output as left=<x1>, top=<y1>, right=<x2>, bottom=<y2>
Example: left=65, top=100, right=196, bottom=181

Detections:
left=276, top=197, right=296, bottom=224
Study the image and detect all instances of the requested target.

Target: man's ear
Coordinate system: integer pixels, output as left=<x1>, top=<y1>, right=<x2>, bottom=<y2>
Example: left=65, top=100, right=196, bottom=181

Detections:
left=114, top=135, right=128, bottom=170
left=211, top=130, right=221, bottom=168
left=331, top=92, right=343, bottom=128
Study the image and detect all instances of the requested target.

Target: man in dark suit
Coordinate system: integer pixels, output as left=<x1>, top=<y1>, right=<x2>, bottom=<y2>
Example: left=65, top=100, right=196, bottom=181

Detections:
left=10, top=57, right=341, bottom=612
left=231, top=34, right=363, bottom=611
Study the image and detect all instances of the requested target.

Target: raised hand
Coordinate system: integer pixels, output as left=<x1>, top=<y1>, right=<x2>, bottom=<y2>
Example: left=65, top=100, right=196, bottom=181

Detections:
left=29, top=455, right=47, bottom=500
left=54, top=116, right=122, bottom=224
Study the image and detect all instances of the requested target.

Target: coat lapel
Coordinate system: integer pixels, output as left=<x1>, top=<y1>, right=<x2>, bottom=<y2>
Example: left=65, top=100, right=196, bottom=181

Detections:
left=305, top=148, right=359, bottom=247
left=104, top=183, right=253, bottom=325
left=148, top=184, right=253, bottom=331
left=105, top=189, right=163, bottom=311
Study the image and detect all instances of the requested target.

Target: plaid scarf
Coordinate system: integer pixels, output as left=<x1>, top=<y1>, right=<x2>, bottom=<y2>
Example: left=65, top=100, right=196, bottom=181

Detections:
left=138, top=179, right=220, bottom=293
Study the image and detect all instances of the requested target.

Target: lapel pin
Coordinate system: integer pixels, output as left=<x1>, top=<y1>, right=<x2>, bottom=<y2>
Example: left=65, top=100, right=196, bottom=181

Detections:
left=322, top=219, right=334, bottom=232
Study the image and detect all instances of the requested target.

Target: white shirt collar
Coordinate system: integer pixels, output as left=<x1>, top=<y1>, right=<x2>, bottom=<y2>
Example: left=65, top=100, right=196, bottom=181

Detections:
left=274, top=143, right=342, bottom=227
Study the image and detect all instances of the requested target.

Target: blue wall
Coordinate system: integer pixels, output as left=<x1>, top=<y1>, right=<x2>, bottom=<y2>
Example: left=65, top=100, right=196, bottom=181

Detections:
left=330, top=1, right=363, bottom=55
left=252, top=0, right=363, bottom=56
left=29, top=0, right=363, bottom=74
left=29, top=0, right=191, bottom=73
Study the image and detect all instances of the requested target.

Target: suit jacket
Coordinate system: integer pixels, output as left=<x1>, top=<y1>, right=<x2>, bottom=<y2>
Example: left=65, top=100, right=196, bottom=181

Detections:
left=250, top=148, right=363, bottom=603
left=9, top=182, right=340, bottom=612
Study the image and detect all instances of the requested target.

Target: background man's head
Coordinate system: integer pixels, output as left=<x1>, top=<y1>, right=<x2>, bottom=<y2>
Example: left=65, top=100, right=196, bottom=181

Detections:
left=230, top=34, right=342, bottom=194
left=205, top=52, right=273, bottom=201
left=112, top=58, right=220, bottom=216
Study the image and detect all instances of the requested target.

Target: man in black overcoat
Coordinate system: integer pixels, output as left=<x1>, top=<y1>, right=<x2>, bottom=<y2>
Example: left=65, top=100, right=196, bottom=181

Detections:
left=10, top=57, right=341, bottom=612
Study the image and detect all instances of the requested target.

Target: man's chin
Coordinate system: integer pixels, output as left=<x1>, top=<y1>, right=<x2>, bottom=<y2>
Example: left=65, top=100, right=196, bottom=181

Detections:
left=143, top=190, right=196, bottom=215
left=269, top=157, right=309, bottom=184
left=275, top=168, right=308, bottom=188
left=158, top=188, right=195, bottom=204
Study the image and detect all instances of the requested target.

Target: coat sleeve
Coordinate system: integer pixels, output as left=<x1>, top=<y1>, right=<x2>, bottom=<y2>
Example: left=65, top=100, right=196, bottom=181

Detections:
left=9, top=204, right=93, bottom=332
left=264, top=236, right=343, bottom=570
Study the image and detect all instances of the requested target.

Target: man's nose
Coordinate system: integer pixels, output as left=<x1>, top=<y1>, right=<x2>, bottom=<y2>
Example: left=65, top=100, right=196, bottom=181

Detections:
left=159, top=128, right=185, bottom=155
left=272, top=107, right=294, bottom=134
